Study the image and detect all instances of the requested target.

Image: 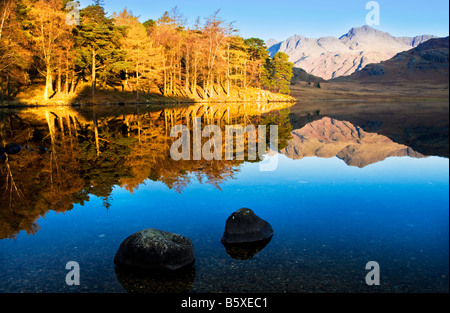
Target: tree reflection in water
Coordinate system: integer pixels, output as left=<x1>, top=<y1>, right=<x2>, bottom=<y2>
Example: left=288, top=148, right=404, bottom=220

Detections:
left=0, top=102, right=294, bottom=239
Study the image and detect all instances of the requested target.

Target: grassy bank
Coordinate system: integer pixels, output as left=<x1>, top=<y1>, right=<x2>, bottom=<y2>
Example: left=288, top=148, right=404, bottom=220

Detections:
left=290, top=80, right=449, bottom=102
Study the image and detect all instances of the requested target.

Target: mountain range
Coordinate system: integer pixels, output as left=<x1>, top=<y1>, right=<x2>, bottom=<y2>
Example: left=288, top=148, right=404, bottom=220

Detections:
left=267, top=25, right=437, bottom=80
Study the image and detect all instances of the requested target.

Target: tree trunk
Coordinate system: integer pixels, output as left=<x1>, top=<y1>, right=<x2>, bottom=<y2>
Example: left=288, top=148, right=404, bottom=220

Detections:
left=170, top=56, right=174, bottom=95
left=244, top=60, right=247, bottom=91
left=92, top=49, right=96, bottom=98
left=136, top=62, right=140, bottom=100
left=65, top=59, right=70, bottom=94
left=70, top=69, right=76, bottom=94
left=57, top=61, right=62, bottom=94
left=93, top=113, right=100, bottom=156
left=44, top=64, right=52, bottom=100
left=5, top=74, right=10, bottom=97
left=227, top=43, right=230, bottom=96
left=163, top=65, right=167, bottom=96
left=185, top=48, right=190, bottom=94
left=0, top=76, right=3, bottom=100
left=0, top=0, right=11, bottom=42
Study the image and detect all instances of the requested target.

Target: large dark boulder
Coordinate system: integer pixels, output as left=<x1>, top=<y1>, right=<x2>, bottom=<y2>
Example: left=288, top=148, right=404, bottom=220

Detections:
left=114, top=229, right=195, bottom=272
left=221, top=208, right=273, bottom=244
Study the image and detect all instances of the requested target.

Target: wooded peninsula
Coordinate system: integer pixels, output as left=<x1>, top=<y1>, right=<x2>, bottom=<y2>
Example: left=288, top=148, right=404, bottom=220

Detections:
left=0, top=0, right=295, bottom=105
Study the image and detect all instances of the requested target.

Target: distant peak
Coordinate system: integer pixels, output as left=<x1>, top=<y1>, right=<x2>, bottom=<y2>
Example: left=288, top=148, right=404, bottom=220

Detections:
left=351, top=25, right=377, bottom=32
left=340, top=25, right=387, bottom=39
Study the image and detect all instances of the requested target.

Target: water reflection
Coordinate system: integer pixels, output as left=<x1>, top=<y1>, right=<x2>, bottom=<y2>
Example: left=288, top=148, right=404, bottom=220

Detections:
left=0, top=101, right=448, bottom=240
left=288, top=101, right=449, bottom=158
left=281, top=116, right=424, bottom=168
left=222, top=237, right=273, bottom=260
left=0, top=102, right=292, bottom=239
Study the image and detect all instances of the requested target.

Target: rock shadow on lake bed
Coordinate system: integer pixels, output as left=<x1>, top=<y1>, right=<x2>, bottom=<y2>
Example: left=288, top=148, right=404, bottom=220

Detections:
left=222, top=236, right=273, bottom=260
left=115, top=266, right=196, bottom=293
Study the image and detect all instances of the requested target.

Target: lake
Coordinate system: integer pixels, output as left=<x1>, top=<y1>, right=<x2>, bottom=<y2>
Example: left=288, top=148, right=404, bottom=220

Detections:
left=0, top=101, right=448, bottom=293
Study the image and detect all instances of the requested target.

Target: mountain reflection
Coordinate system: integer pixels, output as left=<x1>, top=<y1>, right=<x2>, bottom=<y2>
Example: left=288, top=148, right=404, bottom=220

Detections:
left=281, top=117, right=424, bottom=168
left=1, top=101, right=448, bottom=239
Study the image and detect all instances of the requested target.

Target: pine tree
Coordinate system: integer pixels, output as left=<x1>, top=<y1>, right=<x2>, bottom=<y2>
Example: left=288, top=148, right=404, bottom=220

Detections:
left=74, top=3, right=128, bottom=98
left=271, top=52, right=294, bottom=95
left=244, top=38, right=271, bottom=88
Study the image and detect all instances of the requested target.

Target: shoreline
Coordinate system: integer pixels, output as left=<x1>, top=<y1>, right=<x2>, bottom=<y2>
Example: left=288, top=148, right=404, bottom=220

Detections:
left=0, top=98, right=297, bottom=109
left=0, top=86, right=296, bottom=108
left=1, top=82, right=448, bottom=108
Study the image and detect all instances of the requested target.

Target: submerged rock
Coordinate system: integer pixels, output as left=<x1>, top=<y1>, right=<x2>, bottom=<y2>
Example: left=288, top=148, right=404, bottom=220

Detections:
left=221, top=208, right=274, bottom=244
left=114, top=229, right=195, bottom=272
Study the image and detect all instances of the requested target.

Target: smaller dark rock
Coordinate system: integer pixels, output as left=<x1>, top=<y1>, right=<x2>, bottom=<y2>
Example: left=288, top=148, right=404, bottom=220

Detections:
left=4, top=143, right=22, bottom=155
left=221, top=208, right=274, bottom=244
left=0, top=154, right=6, bottom=162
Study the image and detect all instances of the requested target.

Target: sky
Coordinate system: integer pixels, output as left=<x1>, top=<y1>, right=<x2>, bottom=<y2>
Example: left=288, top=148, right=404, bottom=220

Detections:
left=78, top=0, right=449, bottom=42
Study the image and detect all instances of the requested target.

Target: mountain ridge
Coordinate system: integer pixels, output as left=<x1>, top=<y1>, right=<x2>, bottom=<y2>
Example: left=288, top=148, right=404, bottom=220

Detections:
left=267, top=25, right=437, bottom=80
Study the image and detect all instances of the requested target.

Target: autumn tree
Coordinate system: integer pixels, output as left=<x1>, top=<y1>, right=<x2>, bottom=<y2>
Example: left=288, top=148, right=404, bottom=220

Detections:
left=0, top=0, right=31, bottom=98
left=151, top=11, right=177, bottom=96
left=28, top=0, right=73, bottom=100
left=184, top=22, right=205, bottom=97
left=0, top=4, right=293, bottom=102
left=113, top=9, right=164, bottom=99
left=202, top=11, right=227, bottom=98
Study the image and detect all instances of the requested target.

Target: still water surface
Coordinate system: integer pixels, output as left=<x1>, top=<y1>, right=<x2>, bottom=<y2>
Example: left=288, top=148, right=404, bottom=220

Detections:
left=0, top=101, right=448, bottom=293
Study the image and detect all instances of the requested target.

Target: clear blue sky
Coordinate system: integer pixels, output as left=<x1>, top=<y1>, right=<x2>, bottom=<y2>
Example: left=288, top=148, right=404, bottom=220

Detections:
left=79, top=0, right=449, bottom=41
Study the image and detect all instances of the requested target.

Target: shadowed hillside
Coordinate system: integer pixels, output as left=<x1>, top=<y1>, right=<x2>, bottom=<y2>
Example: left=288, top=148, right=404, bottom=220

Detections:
left=335, top=37, right=449, bottom=84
